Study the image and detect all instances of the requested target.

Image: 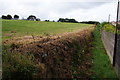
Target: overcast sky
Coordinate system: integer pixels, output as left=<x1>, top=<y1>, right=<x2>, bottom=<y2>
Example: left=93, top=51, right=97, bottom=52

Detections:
left=0, top=0, right=119, bottom=22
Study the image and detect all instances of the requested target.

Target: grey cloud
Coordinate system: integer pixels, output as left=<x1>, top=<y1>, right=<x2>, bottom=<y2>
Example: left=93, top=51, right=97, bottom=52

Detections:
left=47, top=2, right=108, bottom=14
left=0, top=0, right=117, bottom=22
left=19, top=1, right=43, bottom=7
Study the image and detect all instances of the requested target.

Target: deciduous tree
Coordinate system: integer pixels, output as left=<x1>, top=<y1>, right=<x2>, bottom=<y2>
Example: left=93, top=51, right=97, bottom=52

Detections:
left=14, top=15, right=19, bottom=20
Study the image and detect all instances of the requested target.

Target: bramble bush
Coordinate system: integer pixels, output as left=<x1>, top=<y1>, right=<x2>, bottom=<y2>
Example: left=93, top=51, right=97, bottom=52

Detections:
left=103, top=24, right=116, bottom=33
left=2, top=47, right=41, bottom=79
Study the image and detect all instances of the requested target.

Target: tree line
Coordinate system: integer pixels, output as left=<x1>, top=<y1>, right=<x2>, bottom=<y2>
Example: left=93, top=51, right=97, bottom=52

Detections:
left=1, top=14, right=40, bottom=21
left=1, top=14, right=100, bottom=24
left=1, top=15, right=19, bottom=20
left=57, top=18, right=78, bottom=23
left=80, top=21, right=100, bottom=25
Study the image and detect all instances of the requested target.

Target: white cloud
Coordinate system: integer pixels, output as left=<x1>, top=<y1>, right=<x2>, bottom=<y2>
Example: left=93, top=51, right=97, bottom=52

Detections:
left=0, top=0, right=118, bottom=22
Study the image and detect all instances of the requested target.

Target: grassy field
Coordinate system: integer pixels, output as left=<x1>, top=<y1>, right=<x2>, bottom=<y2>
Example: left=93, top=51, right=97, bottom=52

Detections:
left=2, top=20, right=93, bottom=40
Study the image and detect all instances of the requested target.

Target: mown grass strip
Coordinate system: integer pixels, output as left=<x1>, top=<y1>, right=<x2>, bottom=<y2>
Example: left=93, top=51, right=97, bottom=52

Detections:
left=2, top=19, right=92, bottom=40
left=91, top=26, right=118, bottom=78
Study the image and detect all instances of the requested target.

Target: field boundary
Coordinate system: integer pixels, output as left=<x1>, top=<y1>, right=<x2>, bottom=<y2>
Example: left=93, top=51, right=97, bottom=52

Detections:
left=101, top=30, right=115, bottom=64
left=101, top=30, right=120, bottom=77
left=3, top=28, right=94, bottom=79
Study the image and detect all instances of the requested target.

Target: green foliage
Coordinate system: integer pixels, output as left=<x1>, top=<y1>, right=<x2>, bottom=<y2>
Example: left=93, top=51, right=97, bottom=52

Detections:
left=101, top=22, right=109, bottom=26
left=71, top=37, right=92, bottom=78
left=97, top=22, right=108, bottom=29
left=2, top=47, right=39, bottom=79
left=99, top=22, right=116, bottom=33
left=91, top=26, right=118, bottom=78
left=103, top=24, right=116, bottom=33
left=27, top=15, right=36, bottom=20
left=1, top=15, right=7, bottom=19
left=2, top=15, right=12, bottom=19
left=57, top=18, right=78, bottom=23
left=80, top=21, right=100, bottom=25
left=14, top=15, right=19, bottom=19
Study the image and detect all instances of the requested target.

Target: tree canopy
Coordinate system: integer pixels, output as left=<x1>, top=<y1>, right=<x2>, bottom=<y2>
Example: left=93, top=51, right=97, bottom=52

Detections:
left=27, top=15, right=36, bottom=21
left=80, top=21, right=100, bottom=25
left=2, top=15, right=12, bottom=19
left=14, top=15, right=19, bottom=19
left=58, top=18, right=78, bottom=23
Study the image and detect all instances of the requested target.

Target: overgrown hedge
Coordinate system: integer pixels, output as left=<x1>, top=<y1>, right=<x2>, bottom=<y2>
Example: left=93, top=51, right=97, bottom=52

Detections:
left=3, top=28, right=94, bottom=79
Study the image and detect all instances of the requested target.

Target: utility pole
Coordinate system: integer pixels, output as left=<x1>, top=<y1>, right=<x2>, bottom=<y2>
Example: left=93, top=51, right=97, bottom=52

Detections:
left=108, top=14, right=111, bottom=23
left=113, top=1, right=119, bottom=66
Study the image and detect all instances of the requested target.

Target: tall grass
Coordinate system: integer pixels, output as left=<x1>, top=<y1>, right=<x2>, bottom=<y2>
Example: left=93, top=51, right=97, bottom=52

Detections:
left=91, top=25, right=118, bottom=78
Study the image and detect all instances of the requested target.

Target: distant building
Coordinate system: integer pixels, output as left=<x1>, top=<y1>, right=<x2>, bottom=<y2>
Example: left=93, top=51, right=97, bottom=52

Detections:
left=111, top=21, right=120, bottom=26
left=111, top=21, right=116, bottom=26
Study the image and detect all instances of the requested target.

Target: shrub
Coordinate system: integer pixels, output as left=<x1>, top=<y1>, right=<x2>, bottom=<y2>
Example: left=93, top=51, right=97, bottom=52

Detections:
left=102, top=24, right=116, bottom=33
left=2, top=48, right=39, bottom=79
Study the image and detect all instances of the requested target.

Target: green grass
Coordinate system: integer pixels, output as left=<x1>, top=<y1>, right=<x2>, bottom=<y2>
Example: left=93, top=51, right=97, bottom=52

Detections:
left=91, top=26, right=118, bottom=78
left=2, top=19, right=92, bottom=39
